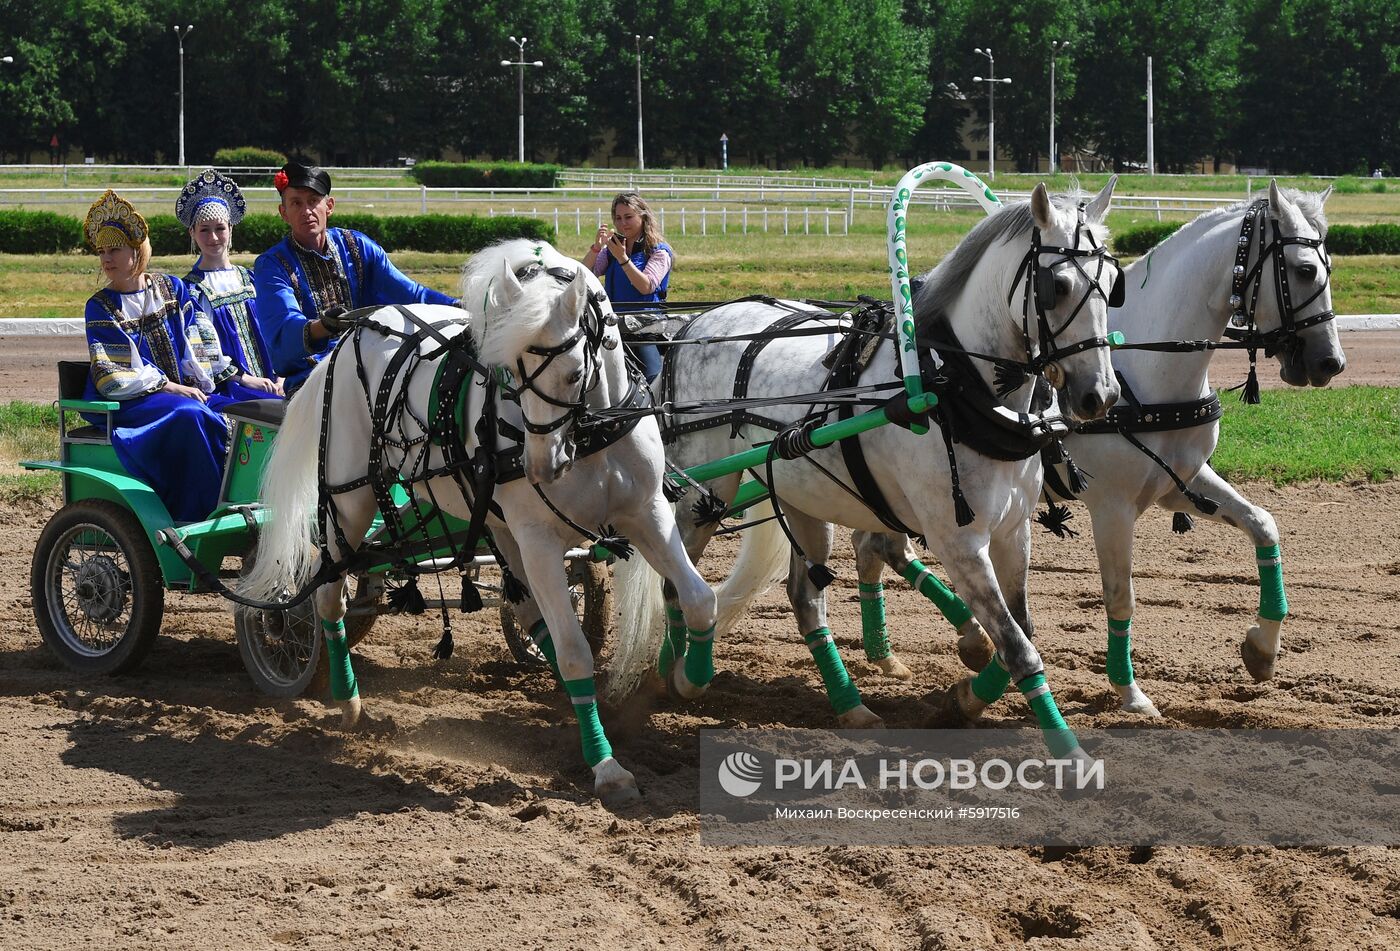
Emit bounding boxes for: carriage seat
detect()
[222,398,285,428]
[57,360,108,442]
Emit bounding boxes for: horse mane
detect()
[460,239,587,367]
[1142,187,1330,257]
[912,192,1100,334]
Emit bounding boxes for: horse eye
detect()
[1054,277,1072,298]
[567,369,584,385]
[1297,263,1318,281]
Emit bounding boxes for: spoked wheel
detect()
[234,555,320,698]
[31,500,165,675]
[236,559,383,698]
[500,558,612,667]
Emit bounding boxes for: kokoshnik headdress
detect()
[175,168,247,228]
[84,189,149,251]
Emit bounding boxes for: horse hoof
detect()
[340,696,362,729]
[837,704,884,729]
[875,655,913,680]
[951,677,989,722]
[1115,682,1162,718]
[1241,633,1277,682]
[671,659,709,700]
[1058,746,1104,801]
[594,757,642,809]
[956,620,996,672]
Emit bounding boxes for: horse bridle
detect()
[1005,204,1125,380]
[507,264,616,440]
[1222,197,1335,356]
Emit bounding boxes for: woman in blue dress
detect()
[177,169,282,400]
[82,189,231,522]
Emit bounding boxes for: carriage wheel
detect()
[236,562,383,698]
[499,558,612,666]
[31,500,165,675]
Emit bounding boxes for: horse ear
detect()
[499,258,525,307]
[1268,178,1304,227]
[559,265,589,315]
[1030,183,1054,231]
[1318,184,1334,205]
[1086,174,1118,224]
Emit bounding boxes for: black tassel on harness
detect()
[1064,456,1091,495]
[502,569,528,605]
[595,526,633,561]
[1172,511,1194,534]
[806,561,836,589]
[693,491,729,526]
[431,627,455,660]
[387,577,427,615]
[459,577,484,613]
[663,479,685,503]
[1188,491,1220,516]
[1240,357,1261,405]
[1035,500,1079,539]
[994,363,1029,398]
[952,488,976,527]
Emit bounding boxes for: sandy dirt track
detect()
[2,472,1399,949]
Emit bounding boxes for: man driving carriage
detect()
[253,162,460,396]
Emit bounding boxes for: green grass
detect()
[0,401,60,503]
[1212,386,1400,484]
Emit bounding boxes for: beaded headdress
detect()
[175,168,247,228]
[83,189,148,251]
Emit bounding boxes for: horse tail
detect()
[239,358,331,603]
[604,545,669,703]
[713,500,788,637]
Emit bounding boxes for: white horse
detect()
[854,181,1347,720]
[611,182,1121,760]
[242,240,715,806]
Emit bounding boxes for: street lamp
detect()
[500,36,544,163]
[634,34,654,170]
[0,56,13,64]
[972,47,1012,179]
[173,24,194,167]
[1049,40,1069,173]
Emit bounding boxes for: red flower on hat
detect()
[273,170,289,192]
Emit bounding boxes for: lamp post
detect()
[173,24,193,167]
[634,34,653,170]
[501,36,544,163]
[972,47,1012,179]
[0,56,13,64]
[1049,40,1068,174]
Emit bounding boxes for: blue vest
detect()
[603,241,672,311]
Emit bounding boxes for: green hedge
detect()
[1113,220,1400,257]
[1112,222,1184,256]
[212,147,288,167]
[1324,223,1400,254]
[0,210,83,253]
[0,209,551,255]
[408,161,561,188]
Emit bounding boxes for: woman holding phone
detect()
[581,191,673,380]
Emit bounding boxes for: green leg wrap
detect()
[563,676,612,768]
[1107,616,1134,686]
[529,619,562,680]
[1256,545,1288,622]
[658,606,688,676]
[683,624,716,689]
[322,619,358,702]
[805,627,863,715]
[858,582,892,662]
[970,653,1011,705]
[1019,673,1078,758]
[900,559,974,629]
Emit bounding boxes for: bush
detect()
[1325,223,1400,254]
[1113,221,1184,256]
[212,147,287,168]
[408,161,561,189]
[145,214,194,255]
[0,210,82,253]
